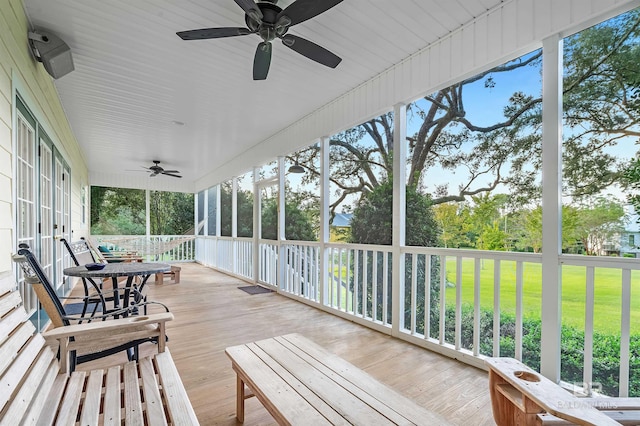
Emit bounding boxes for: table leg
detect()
[111,276,121,312]
[123,276,135,312]
[237,374,245,423]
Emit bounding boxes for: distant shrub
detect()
[442,305,640,396]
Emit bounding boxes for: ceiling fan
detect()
[143,161,182,178]
[176,0,343,80]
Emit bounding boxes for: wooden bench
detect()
[486,357,639,425]
[225,333,451,425]
[0,270,199,425]
[155,265,181,285]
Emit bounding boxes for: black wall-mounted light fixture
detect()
[28,29,74,79]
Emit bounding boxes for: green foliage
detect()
[260,198,316,241]
[220,181,234,237]
[150,191,194,235]
[91,186,145,235]
[623,158,640,216]
[446,305,640,396]
[91,186,194,235]
[433,202,471,248]
[349,181,440,247]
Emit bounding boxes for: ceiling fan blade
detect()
[253,42,272,80]
[234,0,263,21]
[278,0,343,27]
[161,170,180,174]
[281,34,341,68]
[177,27,252,40]
[150,172,159,177]
[162,172,183,178]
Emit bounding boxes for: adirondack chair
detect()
[13,246,169,372]
[0,270,198,424]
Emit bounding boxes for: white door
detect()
[39,141,54,285]
[16,110,37,313]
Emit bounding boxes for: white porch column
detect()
[145,189,150,237]
[216,184,221,237]
[540,34,563,382]
[392,102,407,336]
[232,177,238,238]
[320,137,330,306]
[278,157,286,241]
[252,169,259,284]
[277,156,286,289]
[203,187,208,236]
[232,176,238,274]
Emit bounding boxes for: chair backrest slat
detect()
[13,249,69,327]
[61,238,98,266]
[0,270,54,416]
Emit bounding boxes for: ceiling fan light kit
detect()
[144,160,182,178]
[177,0,343,80]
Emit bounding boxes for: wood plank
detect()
[154,351,200,426]
[243,342,350,426]
[103,365,122,426]
[0,271,15,295]
[252,339,393,425]
[0,348,55,424]
[0,291,21,319]
[0,308,28,345]
[80,369,104,426]
[0,333,45,411]
[124,361,144,426]
[226,345,331,425]
[0,320,37,372]
[56,371,86,425]
[138,356,167,426]
[13,358,59,426]
[280,333,451,425]
[34,373,68,426]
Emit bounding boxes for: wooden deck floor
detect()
[76,262,496,425]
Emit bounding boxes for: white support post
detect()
[277,157,286,241]
[540,34,563,383]
[232,177,238,238]
[392,102,407,336]
[232,177,238,274]
[145,189,150,237]
[216,184,221,237]
[203,188,209,236]
[253,169,260,285]
[320,137,330,306]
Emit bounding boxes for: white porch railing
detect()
[92,235,195,262]
[196,236,639,397]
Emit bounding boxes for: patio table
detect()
[64,262,170,315]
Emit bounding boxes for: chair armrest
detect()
[43,312,173,340]
[44,312,174,373]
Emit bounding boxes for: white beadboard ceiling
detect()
[21,0,634,192]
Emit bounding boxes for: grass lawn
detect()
[444,258,640,334]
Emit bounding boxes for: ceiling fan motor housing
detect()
[246,2,290,42]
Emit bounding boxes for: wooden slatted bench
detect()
[0,270,198,425]
[155,265,181,285]
[486,357,639,425]
[225,333,452,425]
